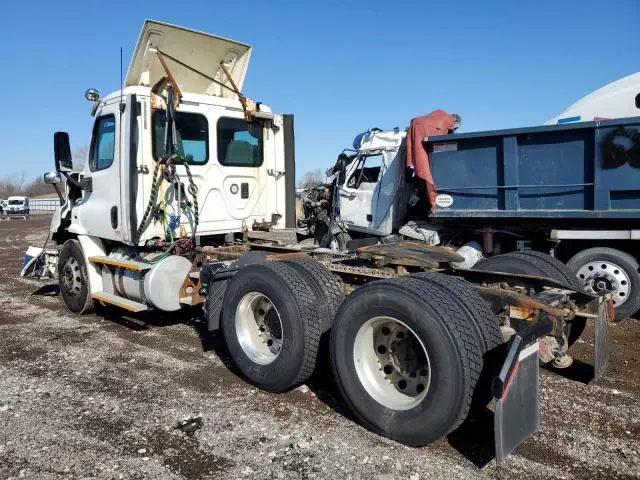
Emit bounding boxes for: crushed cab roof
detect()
[126,19,252,98]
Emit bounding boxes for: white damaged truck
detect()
[23,20,613,460]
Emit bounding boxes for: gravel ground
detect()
[0,216,639,480]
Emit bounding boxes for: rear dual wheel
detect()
[330,275,500,446]
[222,261,503,445]
[220,260,341,392]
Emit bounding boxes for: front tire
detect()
[567,247,640,321]
[330,277,483,445]
[58,239,93,314]
[314,223,352,252]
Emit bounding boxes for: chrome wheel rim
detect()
[353,316,431,410]
[577,261,631,307]
[62,257,82,297]
[235,292,283,365]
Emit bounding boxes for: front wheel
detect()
[568,247,640,321]
[314,222,352,252]
[58,239,93,314]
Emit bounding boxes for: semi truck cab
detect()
[48,20,295,248]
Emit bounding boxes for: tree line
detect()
[0,146,89,199]
[297,169,325,189]
[0,174,51,198]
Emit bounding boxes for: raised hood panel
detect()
[126,20,252,98]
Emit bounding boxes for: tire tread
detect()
[389,277,484,434]
[331,277,484,441]
[505,251,583,290]
[281,258,345,331]
[411,272,503,351]
[263,262,323,386]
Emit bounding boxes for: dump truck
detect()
[300,78,640,320]
[22,20,613,461]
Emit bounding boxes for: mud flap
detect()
[492,314,553,462]
[594,296,613,382]
[493,338,540,462]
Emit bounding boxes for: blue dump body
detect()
[426,117,640,218]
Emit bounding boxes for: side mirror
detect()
[44,171,62,184]
[54,132,74,172]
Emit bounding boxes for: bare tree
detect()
[0,171,55,198]
[297,169,325,189]
[24,176,53,197]
[0,172,26,197]
[13,172,26,193]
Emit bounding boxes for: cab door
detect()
[339,153,384,233]
[74,103,124,242]
[193,110,268,234]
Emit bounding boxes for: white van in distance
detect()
[6,196,30,215]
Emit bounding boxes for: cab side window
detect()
[152,111,209,164]
[90,115,116,171]
[217,117,263,167]
[347,154,383,188]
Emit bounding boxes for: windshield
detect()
[9,200,24,205]
[346,154,384,188]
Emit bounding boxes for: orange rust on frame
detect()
[199,244,250,262]
[355,241,462,270]
[395,265,408,275]
[179,276,203,306]
[475,286,567,318]
[266,252,311,261]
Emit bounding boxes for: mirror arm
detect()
[62,172,92,193]
[52,184,64,206]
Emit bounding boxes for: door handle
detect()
[340,190,357,199]
[110,206,118,229]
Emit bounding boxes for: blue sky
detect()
[1,0,638,182]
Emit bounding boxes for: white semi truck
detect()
[23,20,613,460]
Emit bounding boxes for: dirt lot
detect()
[0,216,638,480]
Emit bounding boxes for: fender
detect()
[204,250,268,331]
[77,235,106,294]
[68,224,90,235]
[49,207,62,235]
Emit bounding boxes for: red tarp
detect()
[406,110,456,211]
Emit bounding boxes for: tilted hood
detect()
[126,20,252,98]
